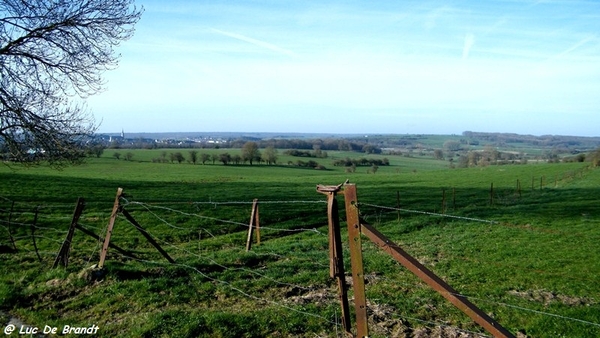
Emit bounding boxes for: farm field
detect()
[1,149,599,337]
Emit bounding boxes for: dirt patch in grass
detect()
[508,289,596,306]
[283,279,491,337]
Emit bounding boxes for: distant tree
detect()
[124,152,134,161]
[370,164,379,174]
[113,152,121,160]
[457,155,469,168]
[468,151,481,167]
[174,152,184,164]
[433,149,444,160]
[362,144,381,154]
[443,140,462,152]
[219,153,231,165]
[588,148,600,167]
[242,141,261,165]
[200,153,210,165]
[262,146,278,165]
[88,144,105,158]
[0,0,142,165]
[189,150,198,165]
[232,154,242,165]
[211,153,218,165]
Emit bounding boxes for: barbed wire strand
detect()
[122,215,327,293]
[120,255,340,327]
[359,202,499,224]
[451,292,600,328]
[125,200,327,236]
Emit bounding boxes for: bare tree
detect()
[0,0,143,165]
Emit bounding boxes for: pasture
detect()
[1,149,599,337]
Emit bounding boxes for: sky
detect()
[88,0,600,136]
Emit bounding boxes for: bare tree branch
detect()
[0,0,143,165]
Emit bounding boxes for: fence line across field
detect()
[3,186,599,336]
[368,271,600,331]
[134,224,323,293]
[108,227,496,337]
[359,202,499,224]
[124,200,328,236]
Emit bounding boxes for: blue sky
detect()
[89,0,600,136]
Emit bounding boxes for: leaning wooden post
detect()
[53,197,86,268]
[255,200,261,245]
[99,188,123,268]
[359,221,515,338]
[441,188,447,214]
[31,206,42,262]
[245,199,259,251]
[7,201,17,252]
[121,209,175,264]
[452,187,456,211]
[343,184,369,338]
[317,183,352,336]
[396,191,401,222]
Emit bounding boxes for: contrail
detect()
[552,35,595,60]
[210,28,296,57]
[462,33,475,60]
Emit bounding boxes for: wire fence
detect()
[1,192,599,337]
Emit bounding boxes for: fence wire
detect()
[2,194,599,336]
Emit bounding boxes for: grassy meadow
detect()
[1,148,599,337]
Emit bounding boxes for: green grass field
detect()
[1,150,599,337]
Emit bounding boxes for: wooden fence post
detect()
[31,207,41,262]
[343,184,369,338]
[360,222,515,338]
[396,191,401,222]
[346,184,515,337]
[245,199,260,251]
[441,188,447,214]
[7,201,17,252]
[99,188,123,268]
[53,197,85,268]
[121,209,175,264]
[75,224,136,258]
[317,184,352,336]
[452,187,456,211]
